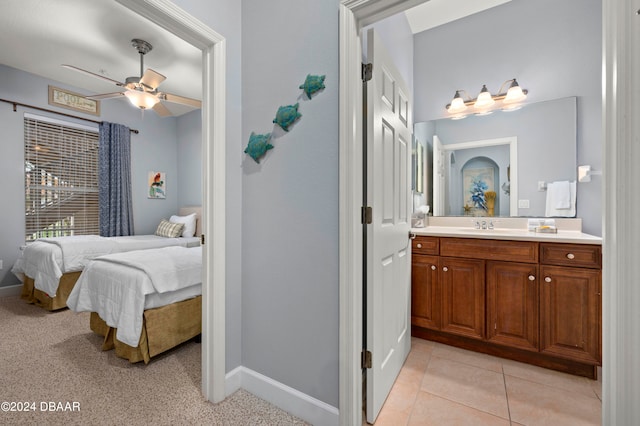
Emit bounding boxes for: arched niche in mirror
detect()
[433,136,517,216]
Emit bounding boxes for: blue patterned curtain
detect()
[99,122,134,236]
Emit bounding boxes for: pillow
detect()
[169,213,197,237]
[155,219,185,238]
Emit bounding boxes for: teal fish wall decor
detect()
[273,103,302,132]
[244,132,274,163]
[299,74,326,98]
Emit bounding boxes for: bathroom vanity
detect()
[411,218,602,379]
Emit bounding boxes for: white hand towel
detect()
[545,181,576,217]
[552,181,571,209]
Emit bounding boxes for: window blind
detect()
[24,117,99,241]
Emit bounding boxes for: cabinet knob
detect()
[545,277,552,283]
[431,265,436,270]
[416,243,422,248]
[566,253,575,260]
[442,266,448,272]
[528,275,535,281]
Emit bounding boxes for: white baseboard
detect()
[225,366,339,426]
[225,366,243,396]
[0,284,22,298]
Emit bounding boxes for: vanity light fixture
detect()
[445,78,528,117]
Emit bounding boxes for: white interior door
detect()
[365,28,412,424]
[433,135,445,216]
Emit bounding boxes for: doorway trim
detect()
[116,0,226,403]
[339,1,426,424]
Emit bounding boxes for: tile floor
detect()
[371,337,602,425]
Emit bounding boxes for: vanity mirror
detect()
[414,96,577,218]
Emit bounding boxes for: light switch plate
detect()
[518,199,530,209]
[0,259,3,270]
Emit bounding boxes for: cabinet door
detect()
[486,261,539,351]
[540,265,601,364]
[411,255,440,330]
[441,257,485,340]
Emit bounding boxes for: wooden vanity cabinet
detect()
[411,237,440,330]
[440,257,485,340]
[411,236,602,378]
[539,243,602,364]
[411,255,440,330]
[486,261,539,352]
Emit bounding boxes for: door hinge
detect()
[361,206,373,224]
[200,234,205,245]
[362,63,373,82]
[361,350,372,369]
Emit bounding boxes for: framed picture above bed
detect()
[148,171,166,199]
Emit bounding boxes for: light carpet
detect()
[0,295,309,425]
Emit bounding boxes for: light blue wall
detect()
[0,64,192,286]
[176,109,202,208]
[241,0,340,408]
[413,0,602,235]
[365,12,414,96]
[168,0,243,372]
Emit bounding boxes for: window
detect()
[24,115,99,241]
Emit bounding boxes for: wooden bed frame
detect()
[89,295,202,363]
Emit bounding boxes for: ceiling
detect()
[0,0,507,118]
[0,0,202,117]
[404,0,511,34]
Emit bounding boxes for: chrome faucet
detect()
[488,220,494,230]
[481,220,487,230]
[475,220,481,229]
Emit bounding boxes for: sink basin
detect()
[456,228,526,234]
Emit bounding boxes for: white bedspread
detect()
[13,236,118,296]
[67,246,202,347]
[12,234,199,297]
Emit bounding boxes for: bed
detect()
[67,245,202,363]
[14,206,201,311]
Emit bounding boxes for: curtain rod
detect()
[0,98,139,134]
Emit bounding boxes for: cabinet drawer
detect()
[540,243,602,269]
[440,238,538,263]
[412,236,439,255]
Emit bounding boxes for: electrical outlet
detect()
[518,199,530,209]
[0,259,3,270]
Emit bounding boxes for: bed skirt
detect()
[21,272,81,311]
[89,295,202,364]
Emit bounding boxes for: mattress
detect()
[12,234,199,297]
[67,245,202,347]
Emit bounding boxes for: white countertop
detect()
[411,226,602,245]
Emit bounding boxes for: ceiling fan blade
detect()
[86,92,125,100]
[61,64,124,87]
[140,68,166,90]
[152,101,173,117]
[160,92,202,108]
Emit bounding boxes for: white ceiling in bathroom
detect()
[405,0,512,34]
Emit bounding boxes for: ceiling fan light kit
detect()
[62,38,201,116]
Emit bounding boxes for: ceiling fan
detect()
[62,38,201,117]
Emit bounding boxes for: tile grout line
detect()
[502,364,513,425]
[404,349,433,426]
[501,370,601,401]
